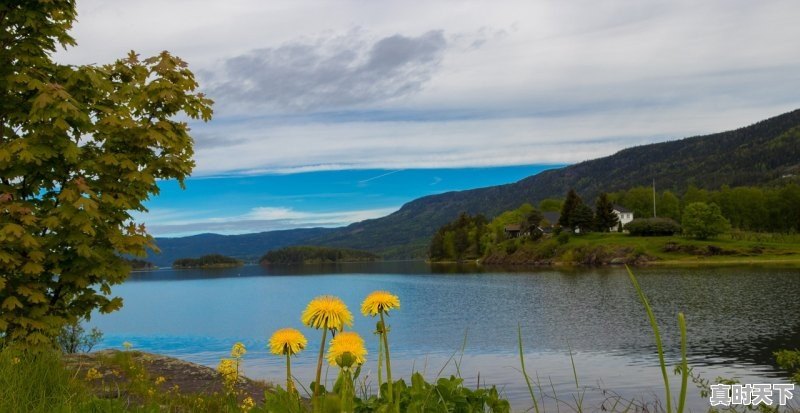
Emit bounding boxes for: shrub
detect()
[557,232,570,244]
[625,218,682,236]
[56,319,103,354]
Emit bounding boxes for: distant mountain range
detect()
[148,108,800,266]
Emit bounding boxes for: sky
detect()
[54,0,800,237]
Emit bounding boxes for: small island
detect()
[260,246,380,265]
[172,254,244,269]
[124,258,157,270]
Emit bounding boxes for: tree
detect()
[594,193,618,232]
[681,202,731,240]
[558,189,582,228]
[538,198,563,212]
[659,190,681,221]
[571,203,595,233]
[0,3,213,349]
[524,208,544,240]
[616,186,653,218]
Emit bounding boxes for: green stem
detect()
[518,323,540,413]
[286,353,294,393]
[627,265,672,413]
[313,327,328,412]
[341,368,355,413]
[377,331,384,389]
[677,313,688,413]
[379,312,394,408]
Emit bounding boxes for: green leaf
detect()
[2,296,23,311]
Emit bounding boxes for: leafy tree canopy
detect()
[681,202,731,240]
[0,1,212,349]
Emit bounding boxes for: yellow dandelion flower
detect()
[11,357,20,365]
[361,290,400,316]
[155,376,166,385]
[122,341,133,351]
[85,367,103,381]
[302,295,353,331]
[269,328,307,356]
[231,342,247,358]
[327,331,367,367]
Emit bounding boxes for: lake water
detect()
[90,262,800,411]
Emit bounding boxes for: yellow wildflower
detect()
[327,331,367,368]
[269,328,307,356]
[11,357,20,365]
[231,342,247,359]
[155,376,166,385]
[217,358,239,391]
[361,290,400,316]
[302,295,353,331]
[147,388,156,397]
[240,396,255,411]
[85,367,103,381]
[122,341,133,351]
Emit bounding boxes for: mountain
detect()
[149,228,333,267]
[151,108,800,264]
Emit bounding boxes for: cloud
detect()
[206,30,447,113]
[56,0,800,177]
[144,206,398,237]
[188,102,797,175]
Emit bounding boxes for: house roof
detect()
[612,205,632,213]
[504,224,522,231]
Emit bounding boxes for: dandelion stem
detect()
[377,329,384,389]
[379,311,395,409]
[286,353,293,393]
[313,326,328,412]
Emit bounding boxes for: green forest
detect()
[172,254,243,269]
[260,246,379,265]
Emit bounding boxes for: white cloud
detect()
[55,0,800,175]
[143,206,398,237]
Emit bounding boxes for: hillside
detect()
[151,108,800,262]
[149,228,332,267]
[301,109,800,257]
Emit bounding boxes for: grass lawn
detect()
[561,232,800,265]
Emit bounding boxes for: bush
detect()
[557,232,570,244]
[625,218,682,236]
[56,319,103,354]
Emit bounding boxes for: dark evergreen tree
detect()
[571,203,595,233]
[594,193,619,232]
[558,189,582,228]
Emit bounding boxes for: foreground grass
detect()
[0,349,269,413]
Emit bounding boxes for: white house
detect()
[612,205,634,231]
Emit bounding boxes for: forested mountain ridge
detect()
[301,108,800,257]
[150,228,333,266]
[150,108,800,263]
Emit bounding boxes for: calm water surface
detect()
[90,262,800,411]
